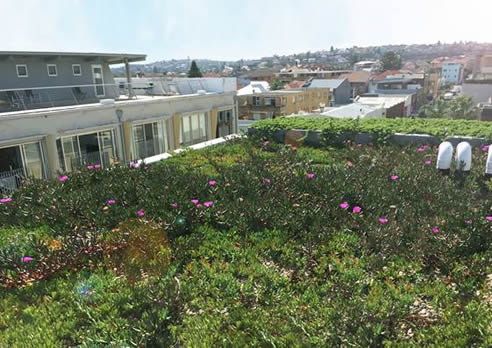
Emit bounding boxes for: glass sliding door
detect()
[180,113,208,146]
[132,120,169,160]
[98,130,117,168]
[21,142,45,179]
[57,129,118,171]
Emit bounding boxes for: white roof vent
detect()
[486,145,492,175]
[455,142,472,171]
[437,142,453,170]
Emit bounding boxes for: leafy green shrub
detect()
[251,117,492,139]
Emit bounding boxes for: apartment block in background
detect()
[0,51,238,194]
[238,88,330,120]
[441,62,463,85]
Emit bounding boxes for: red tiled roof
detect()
[371,70,403,81]
[285,80,306,89]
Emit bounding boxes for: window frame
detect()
[47,64,58,77]
[16,64,28,78]
[72,64,82,76]
[180,112,208,146]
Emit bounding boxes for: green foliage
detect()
[380,51,402,70]
[104,218,171,281]
[187,60,203,78]
[0,139,491,346]
[270,79,286,90]
[251,116,492,139]
[421,96,479,120]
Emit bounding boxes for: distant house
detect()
[275,69,351,82]
[353,61,379,72]
[322,103,384,119]
[340,71,371,98]
[368,71,428,114]
[238,88,331,120]
[468,54,492,81]
[303,79,351,105]
[356,96,410,118]
[237,81,270,96]
[285,80,306,89]
[441,62,463,85]
[462,81,492,104]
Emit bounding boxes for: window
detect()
[180,113,208,146]
[57,130,118,171]
[72,64,82,76]
[252,96,261,106]
[47,64,57,77]
[16,64,28,77]
[264,97,276,107]
[22,142,45,179]
[132,120,169,160]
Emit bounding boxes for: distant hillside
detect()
[112,41,492,76]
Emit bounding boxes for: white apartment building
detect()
[0,51,238,193]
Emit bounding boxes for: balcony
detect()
[0,83,142,114]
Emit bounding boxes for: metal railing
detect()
[0,83,139,113]
[0,168,24,194]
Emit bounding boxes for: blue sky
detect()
[2,0,491,63]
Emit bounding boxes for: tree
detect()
[349,54,360,67]
[270,80,285,91]
[188,60,203,78]
[420,96,478,120]
[380,51,402,71]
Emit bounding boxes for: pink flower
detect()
[424,160,432,166]
[339,202,349,209]
[0,197,12,204]
[208,180,217,186]
[263,178,271,184]
[307,173,315,179]
[21,256,34,263]
[191,199,199,205]
[347,161,353,168]
[204,201,214,207]
[481,144,490,152]
[171,202,178,208]
[432,226,440,234]
[486,216,492,222]
[378,218,389,224]
[465,219,473,225]
[196,204,203,208]
[137,210,145,217]
[352,206,362,213]
[130,162,138,168]
[94,164,101,169]
[390,175,399,181]
[59,175,68,182]
[87,165,95,169]
[417,147,426,152]
[263,141,270,148]
[107,199,116,205]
